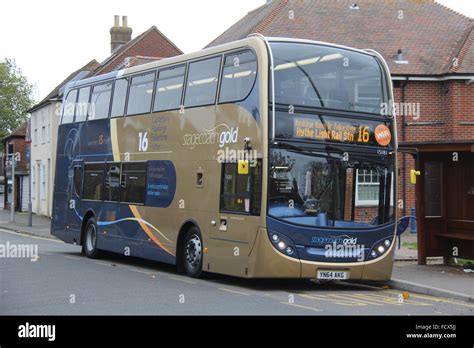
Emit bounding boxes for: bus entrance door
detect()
[66,162,83,242]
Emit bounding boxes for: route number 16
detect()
[138,132,149,152]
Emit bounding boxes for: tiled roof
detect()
[28,59,100,112]
[207,0,474,75]
[112,56,163,71]
[30,25,183,113]
[91,26,183,76]
[3,121,27,141]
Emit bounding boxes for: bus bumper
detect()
[248,228,394,281]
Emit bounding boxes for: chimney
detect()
[110,15,132,53]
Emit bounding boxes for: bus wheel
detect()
[83,217,101,259]
[183,227,203,278]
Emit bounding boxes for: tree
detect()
[0,58,34,142]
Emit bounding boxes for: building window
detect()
[31,166,36,199]
[127,72,155,116]
[184,57,221,108]
[41,164,46,200]
[355,169,394,206]
[219,50,257,103]
[47,118,50,143]
[83,164,105,201]
[41,125,46,144]
[220,160,262,215]
[120,162,146,204]
[154,65,185,112]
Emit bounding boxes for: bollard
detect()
[410,207,417,234]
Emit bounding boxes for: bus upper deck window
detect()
[219,50,257,103]
[89,82,112,120]
[75,87,91,123]
[61,89,78,124]
[154,65,185,112]
[111,79,129,118]
[127,72,155,116]
[184,56,221,108]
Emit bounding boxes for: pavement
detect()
[0,206,472,308]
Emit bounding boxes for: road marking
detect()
[127,267,154,275]
[64,255,82,261]
[170,277,197,284]
[340,293,384,306]
[218,288,251,296]
[0,229,64,243]
[350,293,400,306]
[95,261,115,267]
[39,252,53,256]
[299,293,365,306]
[387,290,474,308]
[280,302,322,312]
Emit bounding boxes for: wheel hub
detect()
[185,235,202,268]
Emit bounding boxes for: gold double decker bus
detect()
[52,35,397,281]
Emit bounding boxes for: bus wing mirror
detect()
[410,169,421,184]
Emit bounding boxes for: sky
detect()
[1,0,473,102]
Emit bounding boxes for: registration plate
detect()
[317,270,349,280]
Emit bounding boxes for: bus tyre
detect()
[83,217,101,259]
[183,227,203,278]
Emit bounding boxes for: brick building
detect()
[207,0,474,263]
[2,122,30,211]
[28,16,183,217]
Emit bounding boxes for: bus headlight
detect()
[377,245,385,254]
[267,231,298,258]
[370,250,377,258]
[384,239,391,247]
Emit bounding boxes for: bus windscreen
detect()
[271,42,387,115]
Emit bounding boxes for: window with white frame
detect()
[31,166,36,199]
[41,114,46,143]
[355,169,394,206]
[47,117,50,142]
[41,164,46,200]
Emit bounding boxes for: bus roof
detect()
[65,35,385,93]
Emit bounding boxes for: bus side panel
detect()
[51,154,71,241]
